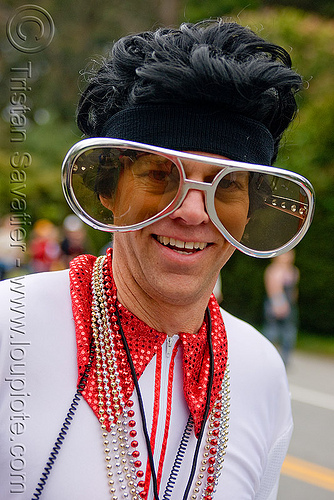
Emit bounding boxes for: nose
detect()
[169,188,210,226]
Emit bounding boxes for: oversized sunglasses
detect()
[62,138,315,258]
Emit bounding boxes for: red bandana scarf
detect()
[69,249,228,436]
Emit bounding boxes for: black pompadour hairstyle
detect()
[77,20,303,163]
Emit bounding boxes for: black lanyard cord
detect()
[31,341,95,500]
[182,307,214,500]
[115,304,160,500]
[116,305,214,500]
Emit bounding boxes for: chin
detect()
[154,275,214,306]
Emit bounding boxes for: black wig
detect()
[77,20,303,163]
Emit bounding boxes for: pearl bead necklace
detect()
[91,256,230,500]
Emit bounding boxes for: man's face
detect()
[111,152,250,306]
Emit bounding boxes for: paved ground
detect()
[277,351,334,499]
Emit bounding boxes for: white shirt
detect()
[0,269,292,499]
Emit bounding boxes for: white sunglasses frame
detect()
[62,137,315,259]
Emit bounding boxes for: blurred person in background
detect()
[60,214,88,267]
[0,214,23,280]
[263,250,300,366]
[28,219,61,272]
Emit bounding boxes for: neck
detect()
[112,257,213,336]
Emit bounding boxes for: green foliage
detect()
[0,2,333,336]
[184,0,261,21]
[296,331,334,357]
[184,0,334,20]
[264,0,334,18]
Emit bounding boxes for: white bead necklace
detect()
[91,255,230,500]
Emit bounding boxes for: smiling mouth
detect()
[155,235,208,254]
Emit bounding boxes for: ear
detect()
[99,194,114,211]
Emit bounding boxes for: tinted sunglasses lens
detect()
[70,147,181,228]
[214,171,310,252]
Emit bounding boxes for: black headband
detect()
[101,103,275,165]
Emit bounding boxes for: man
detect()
[0,20,314,499]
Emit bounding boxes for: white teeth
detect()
[175,239,185,249]
[157,235,207,251]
